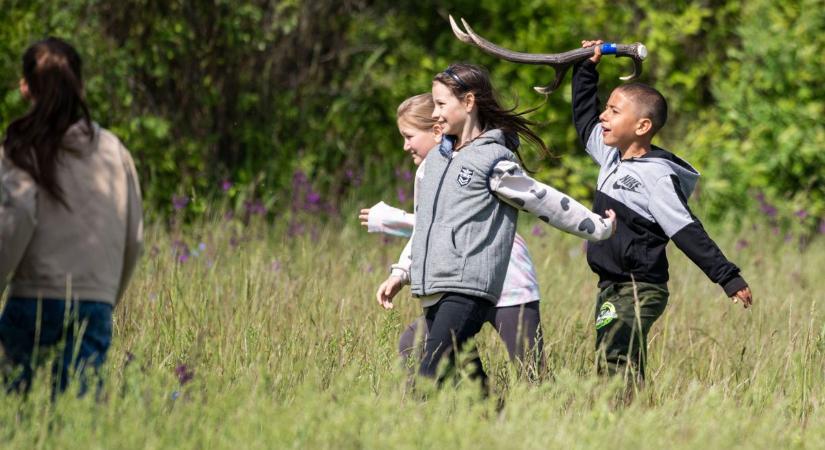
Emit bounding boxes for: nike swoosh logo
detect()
[612,182,638,192]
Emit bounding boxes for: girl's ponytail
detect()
[3,37,92,208]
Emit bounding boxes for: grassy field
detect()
[0,212,823,449]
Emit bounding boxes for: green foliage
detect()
[0,0,821,232]
[685,0,825,234]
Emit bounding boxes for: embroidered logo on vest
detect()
[457,167,474,187]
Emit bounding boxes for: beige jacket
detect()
[0,121,143,305]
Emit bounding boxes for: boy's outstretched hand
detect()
[582,40,604,64]
[731,287,753,309]
[605,209,617,236]
[376,275,404,309]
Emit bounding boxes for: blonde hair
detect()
[396,93,437,131]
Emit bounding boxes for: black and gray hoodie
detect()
[572,60,748,297]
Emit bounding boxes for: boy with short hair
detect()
[572,40,753,382]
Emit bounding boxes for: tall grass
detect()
[0,212,823,449]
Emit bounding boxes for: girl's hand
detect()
[731,287,753,309]
[359,208,371,227]
[376,275,405,309]
[582,40,604,64]
[604,209,617,236]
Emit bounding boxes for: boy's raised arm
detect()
[572,41,616,167]
[572,59,602,148]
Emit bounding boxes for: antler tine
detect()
[448,15,474,44]
[533,67,569,95]
[459,17,550,65]
[619,57,644,81]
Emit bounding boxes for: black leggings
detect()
[400,295,544,380]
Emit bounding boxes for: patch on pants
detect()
[595,302,618,329]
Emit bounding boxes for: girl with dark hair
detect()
[0,37,143,395]
[360,93,546,374]
[375,63,616,388]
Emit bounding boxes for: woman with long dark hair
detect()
[0,37,143,395]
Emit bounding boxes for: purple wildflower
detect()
[292,171,308,186]
[172,240,190,263]
[172,195,189,210]
[397,188,408,203]
[306,191,321,205]
[175,364,194,385]
[221,179,233,192]
[760,203,778,218]
[198,242,207,252]
[754,191,777,218]
[397,169,413,182]
[244,200,267,216]
[795,209,808,220]
[345,169,363,186]
[531,224,546,237]
[254,201,267,215]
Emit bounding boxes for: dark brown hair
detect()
[433,63,549,169]
[614,82,668,135]
[3,37,92,208]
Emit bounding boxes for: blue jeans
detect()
[0,298,113,396]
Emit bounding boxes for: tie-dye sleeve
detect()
[366,201,414,238]
[489,160,613,242]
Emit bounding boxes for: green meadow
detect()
[0,212,822,449]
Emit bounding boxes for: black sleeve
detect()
[671,222,749,297]
[571,60,601,148]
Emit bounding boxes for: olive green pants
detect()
[594,281,669,383]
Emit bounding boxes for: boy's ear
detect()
[635,117,653,137]
[462,92,476,112]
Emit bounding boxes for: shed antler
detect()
[449,15,648,94]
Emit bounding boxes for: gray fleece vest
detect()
[410,129,518,303]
